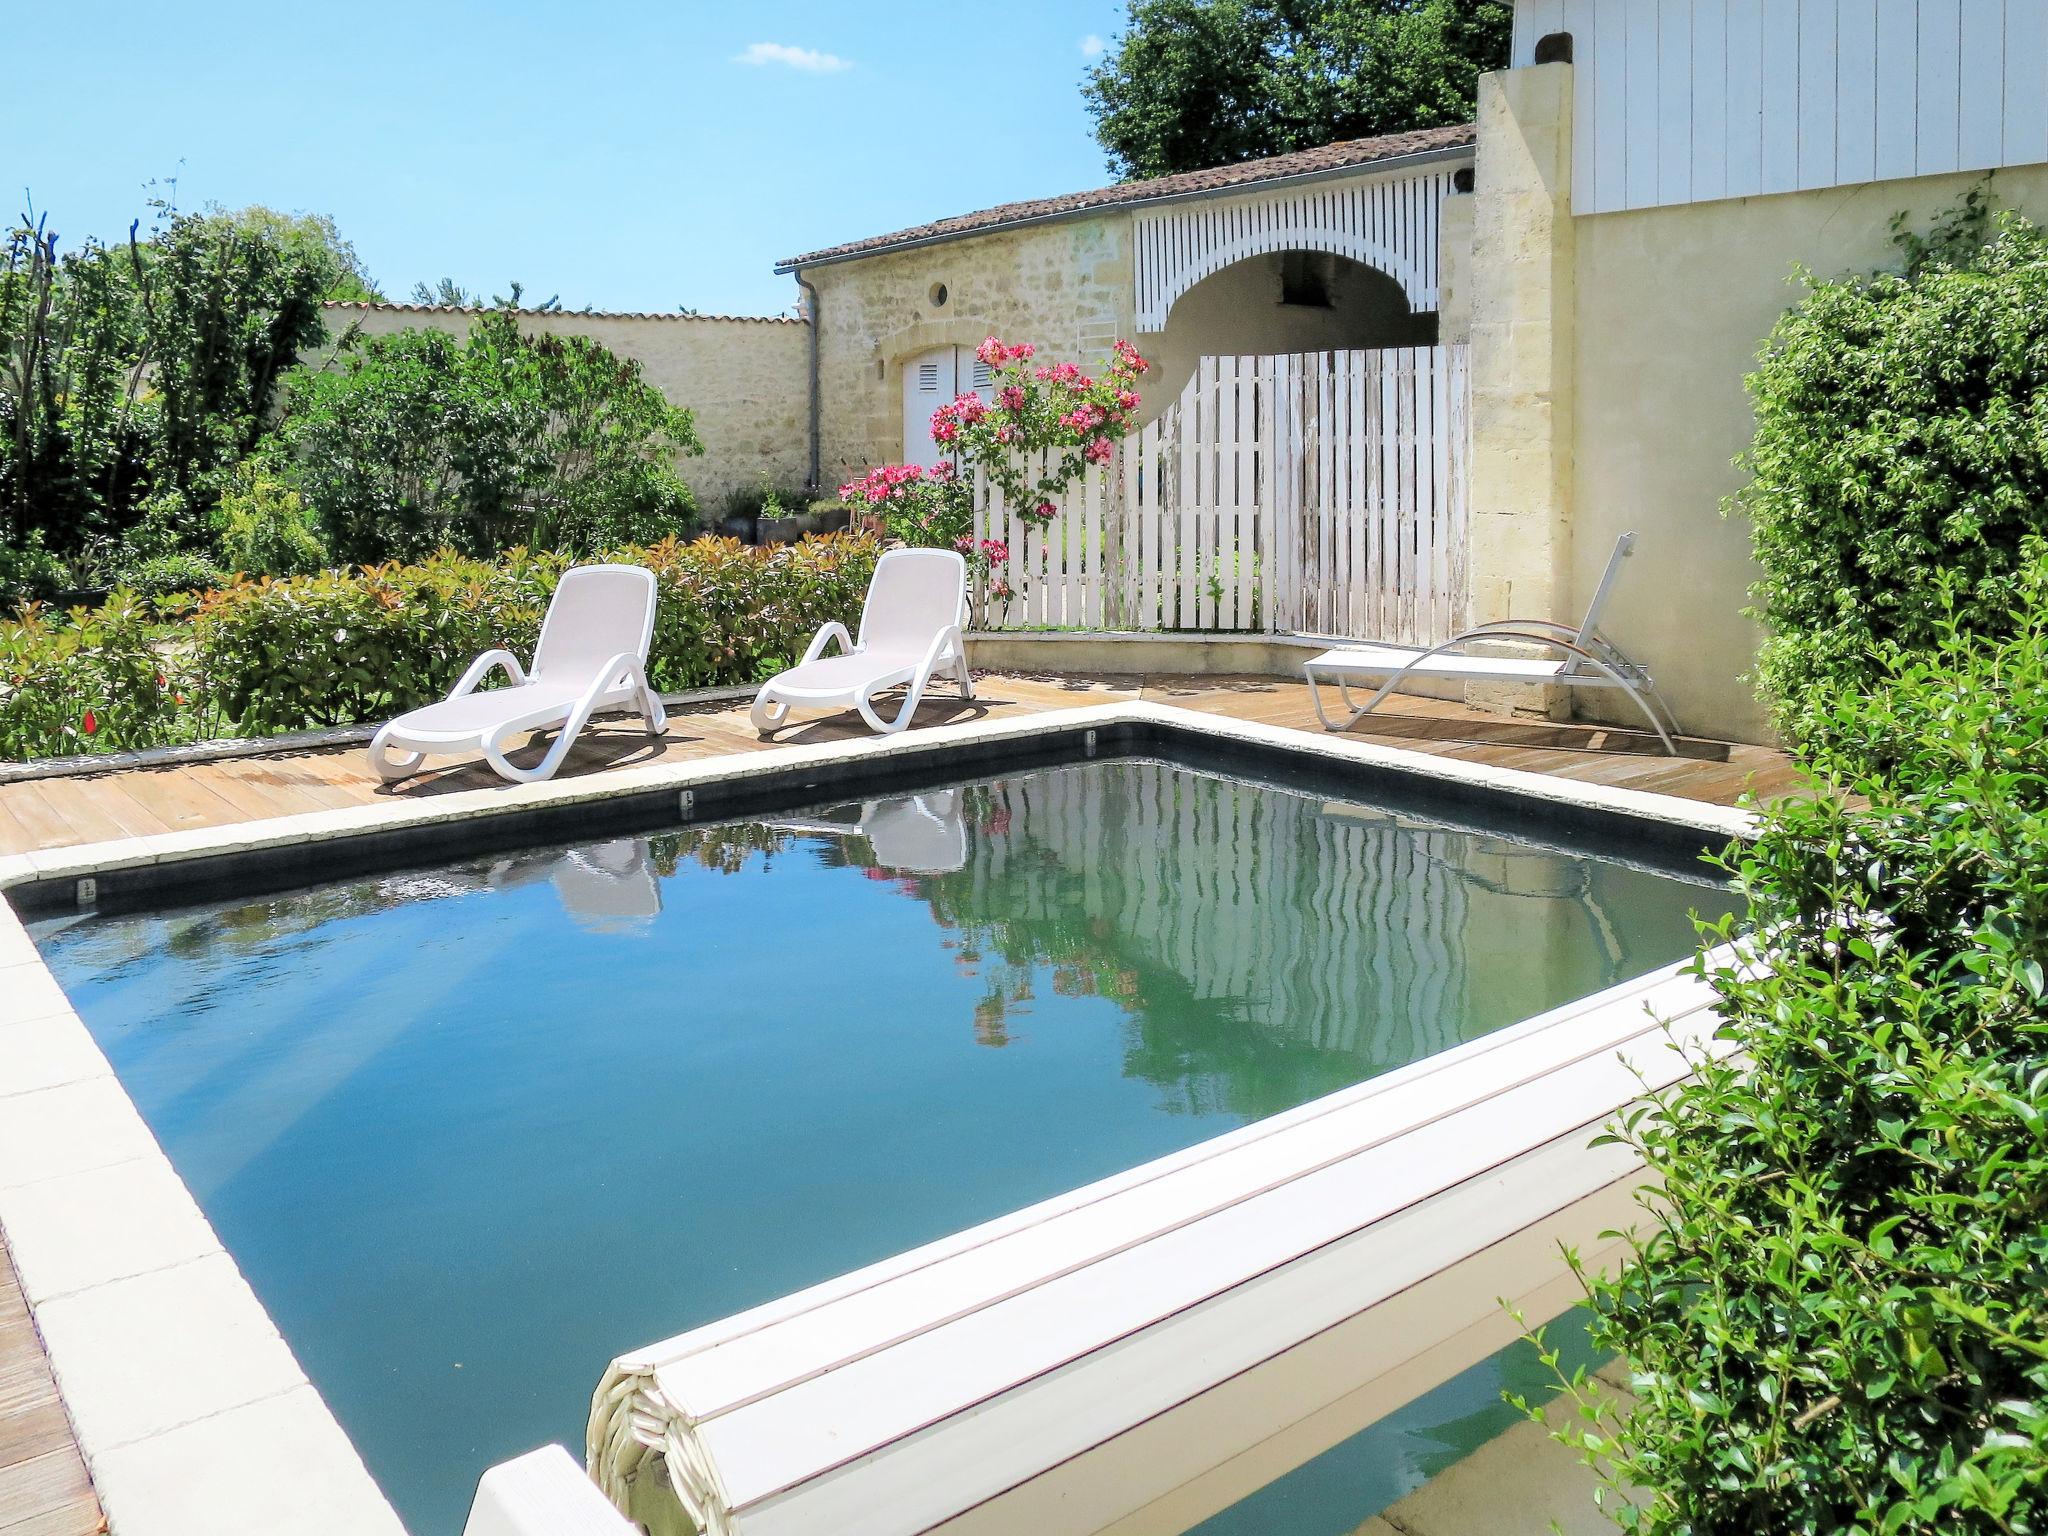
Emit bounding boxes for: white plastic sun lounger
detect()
[1303,532,1684,753]
[368,563,666,786]
[750,548,972,736]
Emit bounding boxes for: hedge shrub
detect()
[0,594,204,756]
[0,533,879,759]
[1740,208,2048,747]
[1550,562,2048,1534]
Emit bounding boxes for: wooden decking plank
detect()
[186,759,333,820]
[0,1448,98,1535]
[0,674,1802,860]
[17,778,164,844]
[0,1238,100,1536]
[0,789,83,853]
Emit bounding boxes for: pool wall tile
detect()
[32,1251,308,1450]
[89,1385,408,1536]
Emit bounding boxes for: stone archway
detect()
[1140,250,1437,425]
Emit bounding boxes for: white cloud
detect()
[1079,33,1107,59]
[736,41,852,73]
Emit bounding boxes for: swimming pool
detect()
[31,756,1736,1534]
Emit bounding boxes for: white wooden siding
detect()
[1512,0,2048,215]
[1133,168,1460,330]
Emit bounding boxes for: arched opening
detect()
[1141,251,1438,422]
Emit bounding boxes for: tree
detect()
[1083,0,1512,180]
[221,206,383,303]
[280,309,703,563]
[0,199,363,562]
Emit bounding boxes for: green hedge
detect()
[0,533,879,760]
[1741,208,2048,748]
[1549,561,2048,1534]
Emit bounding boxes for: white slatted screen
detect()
[972,349,1470,644]
[1511,0,2048,215]
[1133,169,1462,331]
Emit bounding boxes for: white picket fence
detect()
[972,347,1470,644]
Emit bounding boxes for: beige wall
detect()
[318,304,811,512]
[1142,252,1436,420]
[1569,162,2048,744]
[801,217,1137,484]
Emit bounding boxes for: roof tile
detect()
[776,123,1475,270]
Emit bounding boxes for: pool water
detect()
[34,759,1735,1535]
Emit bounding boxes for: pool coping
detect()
[0,701,1755,1536]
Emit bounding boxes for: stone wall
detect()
[799,218,1136,485]
[318,304,811,513]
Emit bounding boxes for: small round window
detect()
[928,282,949,308]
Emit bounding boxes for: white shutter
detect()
[901,348,958,468]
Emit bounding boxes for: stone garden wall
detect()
[319,304,812,510]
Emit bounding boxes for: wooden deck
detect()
[0,1234,101,1536]
[0,673,1800,857]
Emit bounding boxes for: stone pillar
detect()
[1465,62,1576,719]
[1436,191,1475,346]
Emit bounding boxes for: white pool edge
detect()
[0,702,1754,1536]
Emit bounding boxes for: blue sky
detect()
[15,0,1128,315]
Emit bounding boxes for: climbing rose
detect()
[935,335,1152,520]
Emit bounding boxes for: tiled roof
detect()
[322,302,803,323]
[775,123,1475,271]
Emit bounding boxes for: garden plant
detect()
[0,534,878,760]
[1740,199,2048,748]
[1538,197,2048,1535]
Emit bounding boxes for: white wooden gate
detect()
[972,346,1470,643]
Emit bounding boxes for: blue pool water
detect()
[33,759,1734,1534]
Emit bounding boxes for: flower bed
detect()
[0,534,880,762]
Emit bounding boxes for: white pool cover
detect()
[589,956,1728,1536]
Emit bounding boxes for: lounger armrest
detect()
[1460,618,1580,641]
[918,624,965,676]
[800,622,855,665]
[449,648,528,700]
[588,651,650,696]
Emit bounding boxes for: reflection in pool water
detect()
[34,760,1734,1535]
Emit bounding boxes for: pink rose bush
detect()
[952,534,1018,621]
[836,460,974,549]
[831,337,1149,625]
[930,337,1151,522]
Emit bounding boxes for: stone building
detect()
[779,125,1474,484]
[324,0,2048,747]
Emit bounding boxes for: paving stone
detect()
[0,1156,221,1306]
[33,1252,305,1450]
[91,1384,407,1536]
